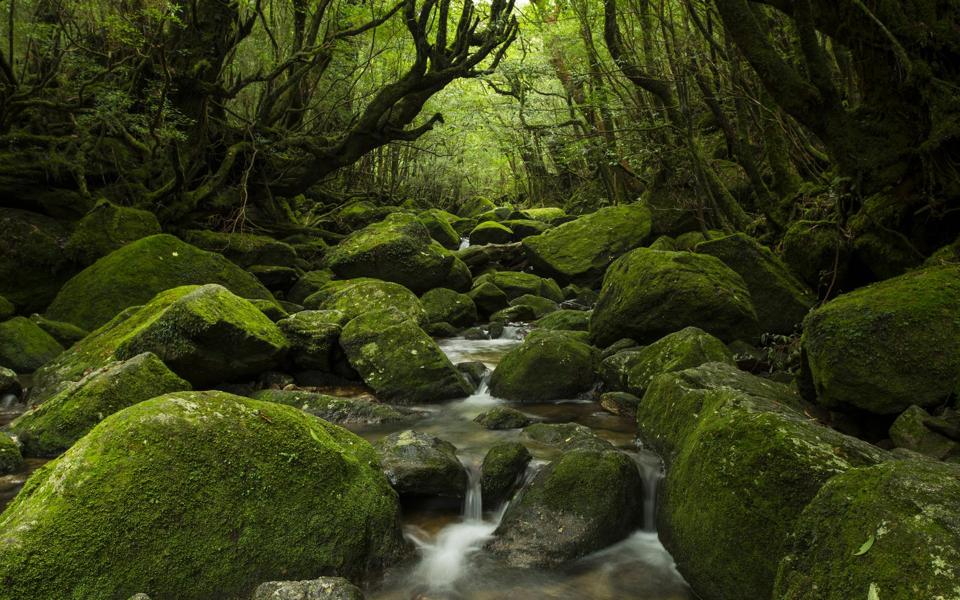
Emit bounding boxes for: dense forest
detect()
[0,1,958,599]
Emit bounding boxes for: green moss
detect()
[500,219,551,240]
[615,327,734,396]
[287,270,336,305]
[522,204,652,285]
[335,202,398,231]
[473,271,563,302]
[473,406,533,430]
[533,309,591,331]
[521,422,613,453]
[28,315,89,347]
[781,220,849,289]
[10,353,190,457]
[0,317,64,373]
[325,213,470,294]
[418,209,461,250]
[0,433,23,475]
[849,193,925,280]
[305,279,427,326]
[0,296,14,320]
[480,442,531,507]
[888,405,959,459]
[775,459,960,600]
[457,197,498,218]
[276,311,342,372]
[375,430,467,497]
[183,230,298,268]
[46,234,277,331]
[467,282,509,317]
[0,208,75,312]
[801,265,960,414]
[589,248,759,347]
[469,221,514,245]
[695,233,815,334]
[489,331,597,402]
[420,288,477,327]
[519,207,567,224]
[250,389,421,425]
[0,391,405,599]
[673,231,706,251]
[506,294,558,319]
[65,200,161,266]
[647,235,677,251]
[339,310,471,404]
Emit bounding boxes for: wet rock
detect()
[252,576,365,600]
[339,309,471,404]
[28,315,89,347]
[481,442,532,507]
[600,338,640,359]
[0,317,64,373]
[775,459,960,600]
[420,288,478,328]
[457,242,525,275]
[523,204,652,285]
[32,284,288,401]
[473,271,563,303]
[325,213,471,294]
[589,248,759,347]
[183,230,298,268]
[490,330,597,402]
[470,221,514,245]
[599,391,641,418]
[46,234,277,330]
[507,294,558,319]
[474,406,533,430]
[522,423,614,453]
[11,352,190,457]
[695,233,815,334]
[424,322,458,338]
[0,366,20,397]
[287,270,336,305]
[64,200,161,266]
[375,430,468,498]
[489,304,537,323]
[250,389,423,425]
[640,363,886,600]
[0,433,23,475]
[889,405,959,459]
[534,309,591,332]
[277,311,343,372]
[0,391,405,599]
[467,282,510,318]
[802,265,960,415]
[456,361,488,390]
[488,449,643,567]
[305,278,427,325]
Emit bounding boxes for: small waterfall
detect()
[458,237,470,250]
[0,394,20,411]
[463,460,483,520]
[633,451,664,532]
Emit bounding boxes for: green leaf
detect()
[854,535,875,556]
[867,582,880,600]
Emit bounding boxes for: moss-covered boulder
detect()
[325,213,470,294]
[473,271,563,303]
[507,294,558,320]
[469,221,514,245]
[521,422,614,453]
[481,442,531,508]
[418,209,461,250]
[10,353,190,457]
[250,389,423,426]
[375,430,468,498]
[534,309,591,332]
[617,327,734,396]
[589,248,759,347]
[501,219,551,240]
[488,449,642,567]
[305,279,427,325]
[888,405,959,459]
[277,311,343,372]
[648,235,676,251]
[695,233,815,334]
[0,208,75,312]
[490,331,597,402]
[801,265,960,415]
[339,310,471,404]
[0,433,23,475]
[523,204,652,285]
[183,230,298,268]
[287,270,336,305]
[32,285,288,401]
[65,200,161,266]
[473,406,533,430]
[249,265,299,291]
[28,315,89,347]
[252,577,364,600]
[46,234,276,331]
[0,366,20,397]
[457,197,497,218]
[0,317,64,373]
[782,220,850,290]
[640,363,886,600]
[519,207,567,224]
[775,459,960,600]
[0,391,405,599]
[335,201,398,231]
[420,288,477,328]
[467,282,509,317]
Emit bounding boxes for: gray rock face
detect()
[251,577,365,600]
[375,430,468,498]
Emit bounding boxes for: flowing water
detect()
[356,331,693,600]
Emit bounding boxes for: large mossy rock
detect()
[534,309,591,332]
[519,207,567,224]
[481,442,532,508]
[418,209,461,250]
[888,405,960,459]
[29,315,89,348]
[695,233,815,334]
[488,449,642,567]
[469,221,514,245]
[0,208,75,312]
[339,310,471,404]
[250,389,422,426]
[375,430,468,498]
[325,213,470,294]
[522,204,652,285]
[639,363,886,600]
[11,353,190,457]
[420,288,477,328]
[589,248,759,347]
[775,459,960,600]
[183,230,298,268]
[46,234,276,331]
[305,278,427,325]
[0,317,64,373]
[0,391,405,599]
[801,265,960,415]
[65,200,161,266]
[33,285,288,402]
[473,271,563,302]
[489,331,597,402]
[277,311,343,372]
